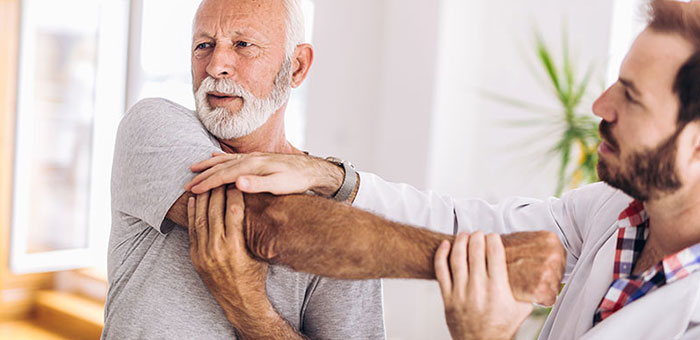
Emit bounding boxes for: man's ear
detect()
[290,43,313,88]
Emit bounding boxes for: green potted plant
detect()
[487,29,602,196]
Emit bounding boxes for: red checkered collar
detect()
[594,200,700,325]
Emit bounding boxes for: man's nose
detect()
[206,45,235,79]
[592,85,617,123]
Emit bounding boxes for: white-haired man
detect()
[101,0,385,339]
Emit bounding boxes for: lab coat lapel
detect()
[571,226,618,336]
[579,271,700,340]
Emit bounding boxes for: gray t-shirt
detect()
[102,98,385,340]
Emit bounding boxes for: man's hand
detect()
[188,186,269,326]
[188,186,307,340]
[501,231,565,306]
[185,152,344,197]
[435,232,533,340]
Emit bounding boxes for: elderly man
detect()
[182,0,700,339]
[102,0,386,339]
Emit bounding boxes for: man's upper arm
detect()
[111,98,220,233]
[301,277,386,339]
[165,193,193,228]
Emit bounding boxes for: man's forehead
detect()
[194,0,286,34]
[620,29,694,95]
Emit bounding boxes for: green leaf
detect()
[535,32,565,102]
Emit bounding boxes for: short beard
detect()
[194,57,293,140]
[597,128,682,201]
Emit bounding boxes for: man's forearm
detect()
[216,292,307,340]
[168,191,565,304]
[243,193,446,279]
[243,194,563,280]
[169,192,438,278]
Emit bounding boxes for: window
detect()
[11,0,129,273]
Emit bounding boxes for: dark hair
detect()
[648,0,700,125]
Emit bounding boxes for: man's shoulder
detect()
[122,97,196,126]
[115,97,209,147]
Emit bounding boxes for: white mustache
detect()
[197,77,254,100]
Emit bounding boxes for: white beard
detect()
[194,57,292,140]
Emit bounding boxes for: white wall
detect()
[305,0,617,339]
[429,0,615,201]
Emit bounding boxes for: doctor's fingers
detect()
[467,232,488,291]
[450,232,470,296]
[190,152,238,173]
[235,173,312,195]
[485,233,509,290]
[187,158,259,194]
[435,240,453,300]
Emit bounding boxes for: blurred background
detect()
[0,0,648,339]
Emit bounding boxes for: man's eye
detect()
[195,42,212,50]
[624,90,636,103]
[236,41,252,48]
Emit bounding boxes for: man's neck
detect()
[644,183,700,258]
[217,108,302,155]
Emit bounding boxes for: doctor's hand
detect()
[187,185,270,326]
[435,232,533,340]
[185,152,345,198]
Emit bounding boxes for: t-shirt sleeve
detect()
[111,98,221,233]
[301,277,386,340]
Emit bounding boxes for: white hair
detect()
[283,0,305,56]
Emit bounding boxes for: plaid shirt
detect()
[593,200,700,325]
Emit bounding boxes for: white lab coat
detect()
[353,172,700,339]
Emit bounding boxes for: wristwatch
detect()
[325,156,357,202]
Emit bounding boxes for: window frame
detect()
[9,0,130,274]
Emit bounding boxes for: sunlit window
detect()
[11,0,128,273]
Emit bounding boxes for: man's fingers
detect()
[208,187,226,247]
[225,186,245,241]
[485,233,508,286]
[467,232,486,287]
[434,240,453,301]
[450,232,469,293]
[194,191,210,252]
[187,197,197,253]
